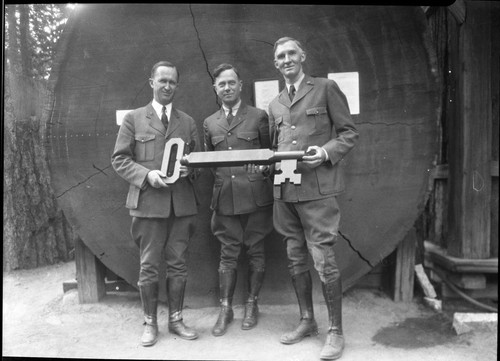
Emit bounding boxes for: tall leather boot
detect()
[167,277,198,340]
[212,269,237,336]
[242,268,265,330]
[320,278,344,360]
[138,282,159,347]
[280,271,319,344]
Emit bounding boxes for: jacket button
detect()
[228,146,232,150]
[228,132,231,136]
[291,125,296,130]
[292,140,297,145]
[231,175,235,179]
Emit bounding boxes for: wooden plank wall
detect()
[447,1,492,259]
[425,1,499,261]
[363,2,498,298]
[425,6,450,250]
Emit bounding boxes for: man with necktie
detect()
[203,63,274,336]
[268,37,359,360]
[112,61,200,346]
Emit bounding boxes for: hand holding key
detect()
[244,164,269,173]
[147,170,169,188]
[302,146,326,168]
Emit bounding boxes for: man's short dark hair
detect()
[150,61,180,82]
[212,63,240,82]
[273,37,305,56]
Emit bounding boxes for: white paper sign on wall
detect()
[116,110,133,126]
[254,79,280,114]
[328,72,359,115]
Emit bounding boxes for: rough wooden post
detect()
[75,237,106,303]
[447,1,492,259]
[394,228,416,302]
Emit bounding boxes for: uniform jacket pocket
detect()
[237,131,258,142]
[306,106,330,136]
[237,131,259,148]
[211,136,225,150]
[134,134,156,161]
[305,106,327,116]
[248,173,273,207]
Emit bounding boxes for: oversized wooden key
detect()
[161,138,310,185]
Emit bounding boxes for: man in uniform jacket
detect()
[112,61,200,346]
[268,38,359,360]
[203,63,274,336]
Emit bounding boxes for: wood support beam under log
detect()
[393,228,417,303]
[424,241,498,274]
[74,237,106,303]
[63,279,137,294]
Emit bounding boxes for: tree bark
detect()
[3,71,74,271]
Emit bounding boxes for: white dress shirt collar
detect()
[222,99,241,117]
[152,99,172,120]
[286,73,305,94]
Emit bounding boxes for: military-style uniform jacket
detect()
[111,102,200,218]
[268,75,359,202]
[203,103,273,215]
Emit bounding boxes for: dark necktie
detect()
[226,108,233,125]
[289,85,296,102]
[161,105,169,129]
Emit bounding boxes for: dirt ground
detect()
[2,260,497,361]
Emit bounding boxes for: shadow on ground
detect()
[372,313,456,349]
